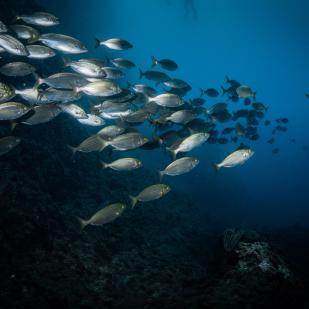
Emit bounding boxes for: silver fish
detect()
[95,38,133,50]
[236,85,256,99]
[0,136,21,156]
[159,157,199,180]
[15,87,50,104]
[97,125,125,139]
[110,58,136,69]
[0,102,31,120]
[101,158,142,171]
[102,66,124,79]
[35,72,88,89]
[0,62,35,77]
[167,133,209,158]
[22,104,61,125]
[131,84,156,97]
[68,135,105,154]
[16,12,59,27]
[151,93,183,107]
[39,88,81,104]
[11,24,40,43]
[59,103,87,119]
[77,114,105,126]
[76,80,122,97]
[65,59,106,78]
[122,109,150,123]
[0,34,29,56]
[165,110,195,124]
[26,45,56,59]
[78,203,126,229]
[129,184,171,208]
[163,78,189,89]
[214,148,254,170]
[39,33,87,54]
[109,132,148,151]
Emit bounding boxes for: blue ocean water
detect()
[40,0,309,226]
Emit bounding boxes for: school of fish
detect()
[0,10,303,228]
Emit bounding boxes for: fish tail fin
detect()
[73,86,81,96]
[199,88,204,97]
[67,145,77,157]
[151,56,157,68]
[221,86,227,96]
[166,147,177,160]
[212,163,220,171]
[94,38,101,48]
[188,128,196,135]
[32,73,43,89]
[10,121,18,132]
[138,68,144,79]
[159,170,164,182]
[62,56,71,67]
[129,195,138,209]
[101,161,109,169]
[77,217,88,230]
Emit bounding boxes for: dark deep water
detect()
[0,0,309,308]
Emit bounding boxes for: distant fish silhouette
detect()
[184,0,198,20]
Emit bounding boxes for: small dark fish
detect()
[211,110,232,123]
[290,138,296,143]
[236,142,250,150]
[201,88,219,97]
[252,102,267,111]
[303,145,308,151]
[225,76,241,88]
[280,117,289,124]
[218,137,229,144]
[151,56,178,71]
[0,136,21,156]
[139,69,170,84]
[110,58,136,69]
[256,111,264,119]
[250,134,259,141]
[244,98,251,106]
[276,125,287,132]
[264,120,271,126]
[235,123,246,136]
[267,137,275,144]
[190,97,205,106]
[222,127,235,135]
[272,148,279,154]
